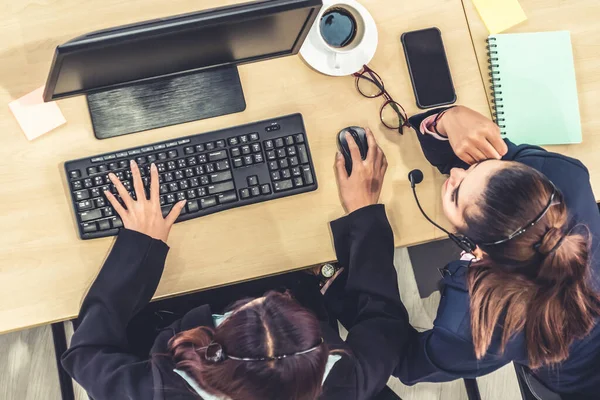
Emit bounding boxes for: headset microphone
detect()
[408,170,477,253]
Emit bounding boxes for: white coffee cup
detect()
[316,3,366,70]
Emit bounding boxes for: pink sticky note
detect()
[9,86,66,140]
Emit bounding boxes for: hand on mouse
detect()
[104,160,185,243]
[335,128,387,214]
[435,105,508,164]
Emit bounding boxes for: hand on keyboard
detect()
[104,160,185,243]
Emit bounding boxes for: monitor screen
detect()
[44,0,321,101]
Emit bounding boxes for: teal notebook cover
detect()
[488,31,582,145]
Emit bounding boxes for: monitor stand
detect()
[87,65,246,139]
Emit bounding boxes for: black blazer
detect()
[393,108,600,397]
[62,205,411,400]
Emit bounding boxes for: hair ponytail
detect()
[463,164,600,369]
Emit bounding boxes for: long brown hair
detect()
[168,291,328,400]
[461,163,600,369]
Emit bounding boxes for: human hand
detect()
[104,160,185,243]
[334,128,387,214]
[436,105,508,164]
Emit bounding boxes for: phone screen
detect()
[402,28,456,109]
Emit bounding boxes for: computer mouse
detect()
[337,126,368,175]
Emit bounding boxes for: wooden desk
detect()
[462,0,600,199]
[0,0,488,334]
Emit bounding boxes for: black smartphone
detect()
[401,28,456,109]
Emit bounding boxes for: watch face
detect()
[321,264,336,279]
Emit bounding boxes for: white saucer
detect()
[300,0,378,77]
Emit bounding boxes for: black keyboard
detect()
[64,114,318,239]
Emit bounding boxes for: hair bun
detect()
[537,227,564,255]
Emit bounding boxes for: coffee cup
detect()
[317,3,366,69]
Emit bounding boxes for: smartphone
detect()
[401,28,457,109]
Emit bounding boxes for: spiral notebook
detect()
[487,31,582,145]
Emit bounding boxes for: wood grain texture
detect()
[462,0,600,199]
[0,0,489,333]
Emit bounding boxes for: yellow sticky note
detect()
[472,0,527,34]
[8,86,66,141]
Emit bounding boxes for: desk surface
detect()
[463,0,600,198]
[4,0,580,334]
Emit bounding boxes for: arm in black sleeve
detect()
[61,229,170,400]
[329,205,414,398]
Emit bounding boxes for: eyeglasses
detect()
[353,65,409,134]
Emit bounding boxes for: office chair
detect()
[514,364,562,400]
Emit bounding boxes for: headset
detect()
[408,169,558,253]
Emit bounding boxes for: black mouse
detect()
[337,126,368,175]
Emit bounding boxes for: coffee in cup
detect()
[317,4,366,69]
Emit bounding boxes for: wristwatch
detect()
[318,263,342,288]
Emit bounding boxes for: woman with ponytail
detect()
[393,105,600,398]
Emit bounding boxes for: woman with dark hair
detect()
[61,128,410,400]
[389,105,600,398]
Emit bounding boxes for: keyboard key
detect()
[240,188,250,199]
[294,134,305,143]
[184,146,195,155]
[176,192,186,201]
[208,150,228,161]
[287,146,297,156]
[116,151,129,158]
[178,139,190,145]
[266,150,276,160]
[158,152,168,160]
[250,186,260,197]
[98,164,107,172]
[239,135,249,143]
[82,222,97,233]
[218,191,237,204]
[205,142,215,151]
[189,178,199,187]
[161,205,173,217]
[80,209,102,222]
[274,180,293,192]
[292,166,302,176]
[271,171,281,181]
[197,187,207,197]
[241,145,251,155]
[289,156,299,167]
[69,170,81,179]
[276,149,286,158]
[87,166,98,175]
[208,181,235,195]
[210,171,233,183]
[233,158,243,168]
[275,138,284,148]
[264,140,274,150]
[247,175,258,186]
[261,184,272,194]
[216,160,229,171]
[200,196,217,209]
[94,197,106,208]
[74,190,90,201]
[198,154,207,163]
[147,154,157,163]
[195,144,205,152]
[231,147,241,157]
[167,150,178,158]
[285,136,294,146]
[251,143,261,153]
[156,163,166,173]
[279,159,289,169]
[186,156,197,166]
[141,147,154,153]
[249,132,260,141]
[154,144,167,151]
[184,168,195,178]
[128,150,141,156]
[298,145,309,164]
[228,137,239,146]
[119,160,129,168]
[302,166,314,184]
[216,140,226,148]
[194,166,205,175]
[281,169,292,179]
[166,141,179,148]
[205,164,215,173]
[111,216,123,228]
[167,161,177,171]
[136,156,147,165]
[254,154,264,163]
[98,219,111,231]
[179,181,189,190]
[102,207,114,217]
[169,183,179,192]
[200,176,210,185]
[177,159,187,168]
[187,200,199,213]
[166,194,176,204]
[91,156,105,162]
[108,162,119,170]
[72,180,83,190]
[187,190,197,199]
[293,177,304,187]
[175,171,184,180]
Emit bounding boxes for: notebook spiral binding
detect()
[486,37,506,134]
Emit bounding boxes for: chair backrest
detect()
[514,364,562,400]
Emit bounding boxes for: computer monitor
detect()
[43,0,322,139]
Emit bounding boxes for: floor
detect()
[0,247,522,400]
